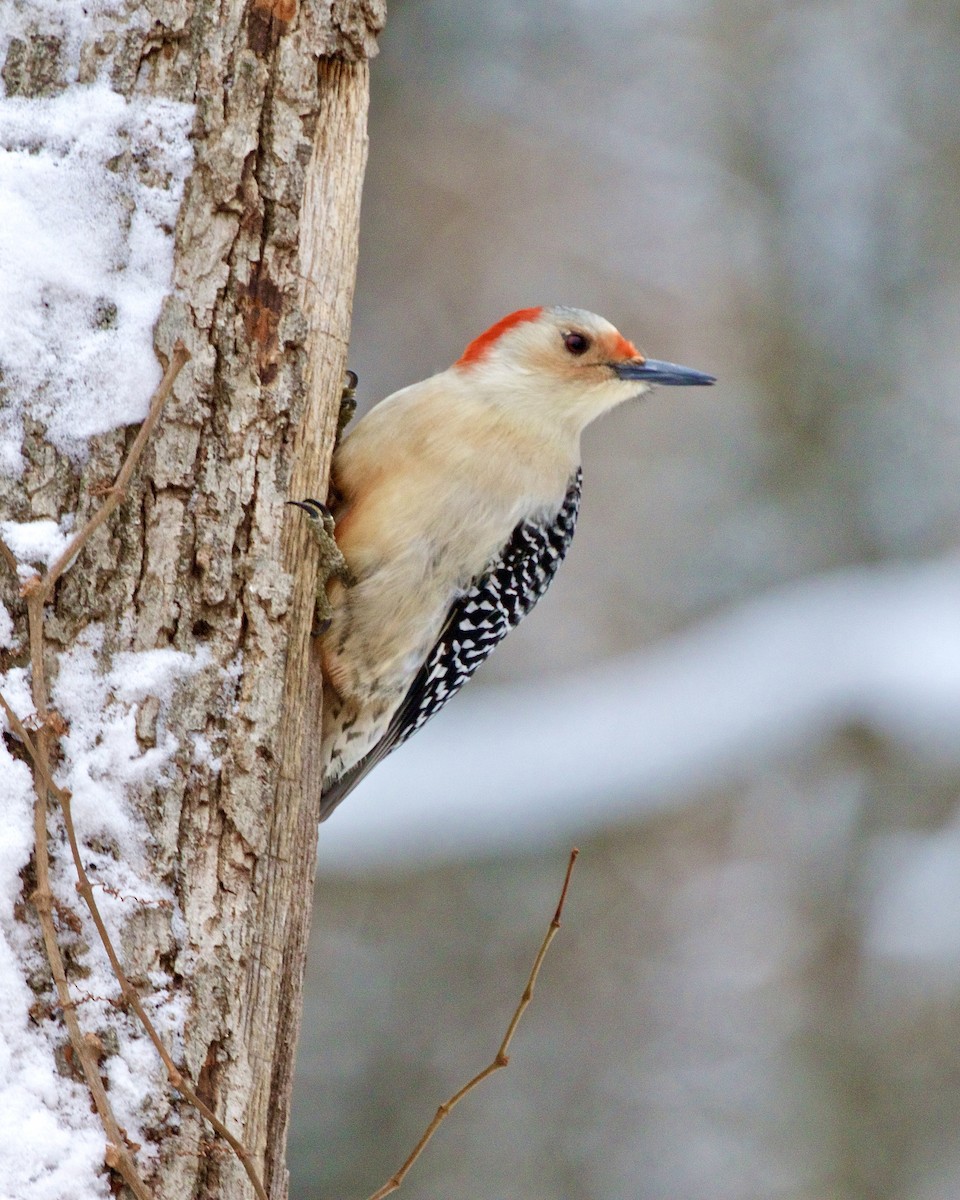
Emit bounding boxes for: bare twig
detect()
[0,534,18,577]
[2,580,153,1198]
[3,690,270,1200]
[59,784,270,1200]
[29,721,154,1200]
[38,342,189,603]
[4,338,268,1200]
[366,848,580,1200]
[0,691,58,792]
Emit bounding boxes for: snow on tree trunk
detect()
[0,3,383,1197]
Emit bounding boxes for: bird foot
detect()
[287,498,355,636]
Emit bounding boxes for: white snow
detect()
[0,0,139,88]
[0,516,75,578]
[189,732,222,773]
[0,82,193,469]
[316,556,960,873]
[0,13,195,1191]
[0,665,34,725]
[53,628,212,857]
[0,601,17,650]
[0,926,108,1200]
[0,635,210,1196]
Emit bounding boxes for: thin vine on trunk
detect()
[0,4,384,1197]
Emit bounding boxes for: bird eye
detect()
[563,331,591,356]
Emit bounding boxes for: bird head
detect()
[453,306,714,434]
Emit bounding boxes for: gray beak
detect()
[613,358,716,386]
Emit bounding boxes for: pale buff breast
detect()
[322,370,578,705]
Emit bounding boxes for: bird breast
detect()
[322,373,578,704]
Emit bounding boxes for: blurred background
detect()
[290,2,960,1197]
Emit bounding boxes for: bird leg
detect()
[287,499,355,636]
[287,371,359,635]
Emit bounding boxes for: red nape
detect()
[455,307,544,366]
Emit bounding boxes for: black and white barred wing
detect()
[318,469,582,821]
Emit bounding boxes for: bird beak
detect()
[613,358,716,386]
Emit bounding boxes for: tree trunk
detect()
[0,3,383,1197]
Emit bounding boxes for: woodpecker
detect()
[294,306,714,820]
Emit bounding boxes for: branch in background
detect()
[366,848,580,1200]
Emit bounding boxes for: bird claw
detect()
[287,497,355,636]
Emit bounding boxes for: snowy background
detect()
[2,1,959,1198]
[291,3,960,1200]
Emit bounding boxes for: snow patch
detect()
[0,601,17,650]
[53,627,211,860]
[0,632,210,1192]
[0,928,108,1200]
[0,8,196,1190]
[0,82,193,470]
[0,516,75,577]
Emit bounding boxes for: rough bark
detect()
[1,2,384,1196]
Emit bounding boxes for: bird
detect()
[292,305,714,821]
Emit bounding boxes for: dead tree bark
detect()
[0,3,384,1197]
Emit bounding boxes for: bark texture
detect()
[1,2,384,1196]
